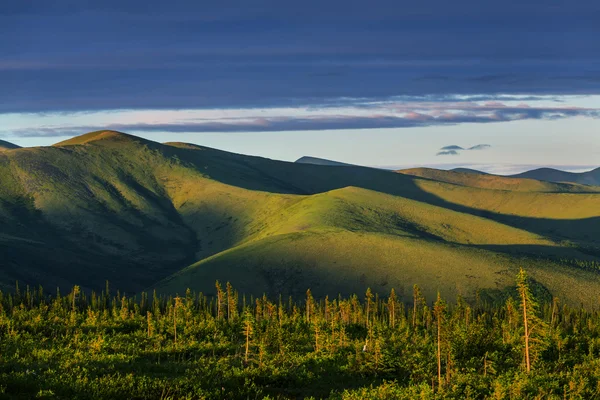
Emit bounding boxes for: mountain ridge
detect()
[512,167,600,186]
[2,130,600,306]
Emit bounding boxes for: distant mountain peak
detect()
[512,167,600,186]
[53,130,152,147]
[0,139,21,151]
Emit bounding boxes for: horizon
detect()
[2,129,599,175]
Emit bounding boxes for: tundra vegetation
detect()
[0,270,599,399]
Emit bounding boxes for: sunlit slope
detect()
[250,187,555,247]
[154,230,600,308]
[399,167,600,193]
[166,143,600,247]
[153,186,600,306]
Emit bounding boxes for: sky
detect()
[1,0,600,174]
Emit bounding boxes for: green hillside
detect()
[1,130,600,306]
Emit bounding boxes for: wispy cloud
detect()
[468,144,491,150]
[3,99,600,138]
[436,150,460,156]
[440,145,464,151]
[436,143,492,156]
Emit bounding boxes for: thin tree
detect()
[365,287,374,326]
[243,309,254,364]
[226,282,237,322]
[433,291,446,389]
[173,296,182,344]
[516,268,546,373]
[306,289,314,324]
[387,288,397,328]
[413,284,424,328]
[215,281,225,320]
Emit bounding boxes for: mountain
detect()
[512,167,600,186]
[0,140,21,151]
[398,167,600,193]
[2,130,600,306]
[295,156,356,167]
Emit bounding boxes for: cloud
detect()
[440,145,464,150]
[468,144,491,150]
[437,143,491,156]
[436,150,460,156]
[4,101,600,138]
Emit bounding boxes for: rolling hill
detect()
[0,140,21,151]
[2,130,600,306]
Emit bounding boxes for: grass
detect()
[1,130,600,306]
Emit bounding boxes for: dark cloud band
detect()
[5,105,599,138]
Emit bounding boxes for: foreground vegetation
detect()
[1,270,599,399]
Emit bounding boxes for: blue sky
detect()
[2,0,600,173]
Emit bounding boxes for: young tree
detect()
[387,288,398,328]
[433,292,447,389]
[413,284,425,328]
[516,268,547,373]
[215,281,225,320]
[226,282,237,322]
[243,309,254,364]
[173,296,182,344]
[365,287,374,326]
[306,289,314,324]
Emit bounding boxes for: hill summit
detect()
[53,130,153,147]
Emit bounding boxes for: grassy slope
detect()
[156,230,600,307]
[2,131,600,305]
[153,184,600,306]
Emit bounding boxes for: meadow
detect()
[1,270,599,399]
